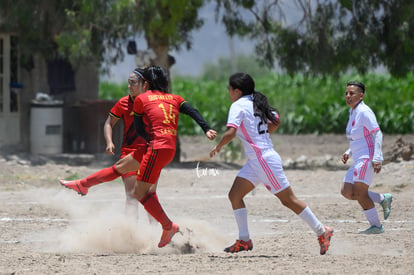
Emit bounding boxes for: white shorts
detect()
[237,149,290,195]
[343,158,374,186]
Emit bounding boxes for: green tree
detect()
[0,0,207,162]
[0,0,74,64]
[0,0,205,71]
[215,0,414,78]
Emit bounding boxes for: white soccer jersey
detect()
[346,101,382,161]
[227,95,274,159]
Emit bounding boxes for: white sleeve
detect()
[226,102,243,128]
[372,129,383,162]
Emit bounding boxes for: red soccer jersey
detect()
[133,90,185,150]
[110,95,147,150]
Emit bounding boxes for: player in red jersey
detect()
[61,66,216,248]
[132,66,217,248]
[60,69,150,208]
[103,69,149,215]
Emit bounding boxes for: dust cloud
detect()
[24,188,226,255]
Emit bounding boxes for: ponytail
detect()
[229,72,279,125]
[253,91,279,125]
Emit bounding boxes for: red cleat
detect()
[224,239,253,253]
[158,223,179,248]
[318,226,333,255]
[60,179,88,196]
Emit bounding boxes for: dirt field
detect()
[0,134,413,275]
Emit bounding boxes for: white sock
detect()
[298,206,325,236]
[234,208,250,241]
[124,198,139,218]
[364,207,381,227]
[368,191,384,204]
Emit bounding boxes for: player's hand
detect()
[206,129,217,140]
[341,153,349,164]
[106,143,115,155]
[373,161,382,174]
[210,145,220,158]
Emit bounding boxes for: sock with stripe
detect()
[140,191,172,230]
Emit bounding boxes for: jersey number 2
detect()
[257,121,268,135]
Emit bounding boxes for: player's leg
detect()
[134,148,178,247]
[341,166,356,200]
[123,174,140,218]
[275,186,333,255]
[261,150,333,255]
[224,176,255,253]
[342,177,389,208]
[354,181,384,234]
[352,159,384,234]
[60,153,139,195]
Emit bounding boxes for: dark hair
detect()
[142,66,169,93]
[132,67,146,81]
[229,73,278,124]
[347,81,365,93]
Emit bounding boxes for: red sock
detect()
[140,192,172,230]
[80,165,122,188]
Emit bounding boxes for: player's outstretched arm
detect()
[210,127,236,158]
[179,101,213,135]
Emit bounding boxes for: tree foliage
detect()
[0,0,74,63]
[215,0,414,78]
[2,0,413,78]
[0,0,204,71]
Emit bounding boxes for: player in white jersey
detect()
[210,72,333,255]
[341,81,392,234]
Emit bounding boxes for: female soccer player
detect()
[61,66,217,248]
[210,72,333,255]
[61,68,148,215]
[341,81,392,234]
[132,66,217,247]
[103,69,148,215]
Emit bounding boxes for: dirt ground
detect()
[0,134,413,275]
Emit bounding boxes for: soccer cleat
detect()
[380,193,393,220]
[60,179,88,196]
[224,239,253,253]
[318,226,333,255]
[158,223,179,248]
[359,225,384,234]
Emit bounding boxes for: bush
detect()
[100,73,414,135]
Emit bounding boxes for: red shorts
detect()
[137,148,175,184]
[121,146,146,179]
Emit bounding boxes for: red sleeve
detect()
[110,98,124,118]
[133,96,144,115]
[176,94,185,106]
